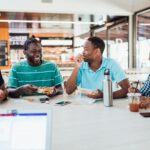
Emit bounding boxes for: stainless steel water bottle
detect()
[103,69,113,107]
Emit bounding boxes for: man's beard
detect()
[28,56,42,66]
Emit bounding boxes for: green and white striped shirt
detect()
[8,60,63,88]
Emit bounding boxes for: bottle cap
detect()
[104,69,110,75]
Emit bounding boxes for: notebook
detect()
[0,108,52,150]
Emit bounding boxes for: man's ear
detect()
[96,48,101,55]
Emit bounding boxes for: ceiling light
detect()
[42,0,52,3]
[41,39,72,46]
[0,19,102,25]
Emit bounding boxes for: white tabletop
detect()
[0,94,150,150]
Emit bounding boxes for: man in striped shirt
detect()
[8,38,63,98]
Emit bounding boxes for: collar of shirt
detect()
[81,57,107,73]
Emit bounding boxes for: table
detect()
[0,94,150,150]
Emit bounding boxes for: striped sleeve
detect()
[8,65,18,88]
[53,64,63,86]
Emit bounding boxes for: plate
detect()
[77,87,93,95]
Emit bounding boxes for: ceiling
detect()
[0,0,149,15]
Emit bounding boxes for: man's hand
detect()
[85,89,103,99]
[20,84,38,95]
[128,86,139,93]
[75,54,83,68]
[0,89,6,102]
[44,87,55,97]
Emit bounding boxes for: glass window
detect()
[95,20,129,70]
[136,10,150,68]
[107,22,129,70]
[95,28,107,57]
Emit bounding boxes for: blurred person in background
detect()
[0,70,7,102]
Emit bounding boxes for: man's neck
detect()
[89,59,102,72]
[28,60,42,67]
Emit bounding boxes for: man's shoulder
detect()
[103,57,117,63]
[10,61,28,73]
[12,60,27,68]
[102,57,119,67]
[42,60,58,68]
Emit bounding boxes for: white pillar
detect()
[128,15,134,69]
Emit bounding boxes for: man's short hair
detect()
[88,36,105,54]
[23,38,41,51]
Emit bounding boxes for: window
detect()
[136,9,150,68]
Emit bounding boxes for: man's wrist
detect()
[53,87,57,95]
[17,87,24,96]
[97,89,103,98]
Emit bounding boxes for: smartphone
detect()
[140,112,150,117]
[39,98,50,103]
[55,101,71,106]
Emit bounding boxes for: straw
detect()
[132,80,139,103]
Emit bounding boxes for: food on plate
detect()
[139,97,150,117]
[139,96,150,109]
[38,87,55,95]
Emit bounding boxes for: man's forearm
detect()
[113,89,128,99]
[8,87,23,98]
[0,84,7,101]
[112,79,130,99]
[65,66,79,94]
